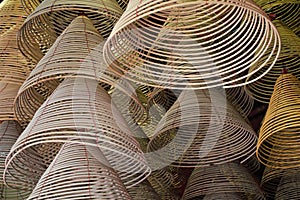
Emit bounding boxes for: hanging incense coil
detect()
[275,168,300,200]
[5,77,151,189]
[245,20,300,103]
[20,0,42,14]
[147,88,257,167]
[0,121,30,199]
[241,155,261,174]
[261,167,285,199]
[14,15,145,127]
[254,0,300,36]
[126,179,161,200]
[0,0,33,84]
[0,83,19,121]
[27,142,131,200]
[182,162,265,200]
[203,193,244,200]
[103,0,280,89]
[18,0,123,63]
[116,0,129,11]
[256,73,300,169]
[224,87,254,118]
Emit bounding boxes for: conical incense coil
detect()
[224,86,254,118]
[261,167,285,199]
[21,0,42,14]
[14,15,145,127]
[256,73,300,169]
[245,20,300,103]
[254,0,300,36]
[4,77,151,189]
[0,83,19,121]
[0,0,33,84]
[203,193,244,200]
[182,163,265,200]
[18,0,123,63]
[275,168,300,200]
[126,179,161,200]
[147,88,257,167]
[116,0,129,11]
[27,142,131,200]
[103,0,280,89]
[0,121,30,199]
[0,0,28,35]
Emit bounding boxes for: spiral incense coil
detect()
[0,83,19,121]
[182,163,265,200]
[14,15,145,127]
[5,77,151,189]
[103,0,281,90]
[245,20,300,103]
[224,87,254,118]
[0,0,27,35]
[256,73,300,169]
[26,142,131,200]
[0,0,33,84]
[116,0,129,11]
[241,155,261,174]
[18,0,123,63]
[260,167,285,199]
[21,0,42,14]
[126,179,161,200]
[254,0,300,36]
[275,168,300,200]
[147,88,257,167]
[0,121,30,199]
[203,193,243,200]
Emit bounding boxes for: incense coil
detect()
[126,179,161,200]
[261,167,285,199]
[0,83,19,121]
[14,15,145,127]
[103,0,280,89]
[275,168,300,200]
[0,0,27,35]
[18,0,123,63]
[203,193,244,200]
[21,0,42,14]
[27,142,131,200]
[0,0,33,84]
[254,0,300,36]
[224,87,254,118]
[0,121,30,199]
[147,88,257,167]
[182,163,265,200]
[116,0,129,11]
[245,20,300,103]
[5,77,151,189]
[256,73,300,169]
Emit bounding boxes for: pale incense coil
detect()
[147,88,257,167]
[182,163,265,200]
[254,0,300,36]
[0,83,19,121]
[275,168,300,200]
[27,142,131,200]
[18,0,123,63]
[224,87,254,118]
[4,77,151,190]
[103,0,281,90]
[0,121,30,199]
[245,20,300,103]
[256,73,300,169]
[14,15,145,127]
[0,0,33,84]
